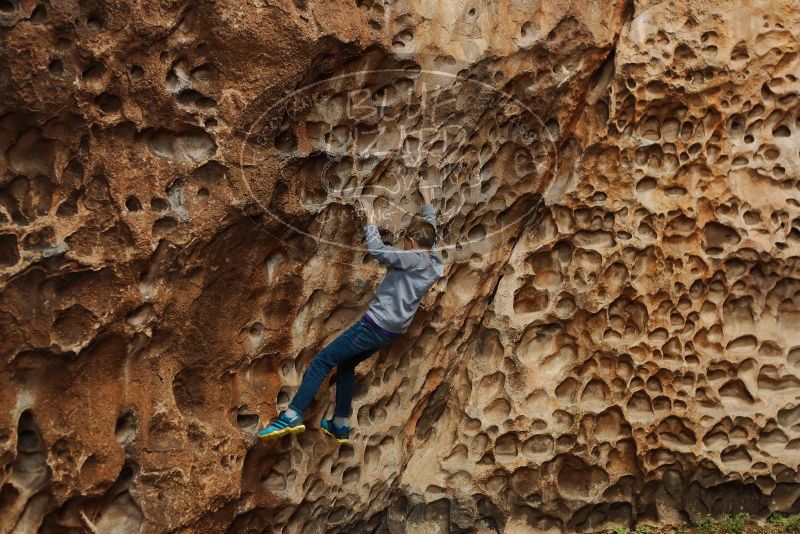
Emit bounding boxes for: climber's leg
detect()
[320,349,378,443]
[333,349,377,419]
[287,319,389,416]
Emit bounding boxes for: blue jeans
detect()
[288,319,391,418]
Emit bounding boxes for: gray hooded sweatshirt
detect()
[362,204,445,334]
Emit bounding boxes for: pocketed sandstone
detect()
[1,0,800,532]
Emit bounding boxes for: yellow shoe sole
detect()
[321,425,349,443]
[258,424,306,441]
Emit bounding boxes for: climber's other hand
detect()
[359,196,376,225]
[418,176,435,204]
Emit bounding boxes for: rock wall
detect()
[2,0,800,532]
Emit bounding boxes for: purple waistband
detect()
[362,314,403,340]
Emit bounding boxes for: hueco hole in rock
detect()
[2,0,800,533]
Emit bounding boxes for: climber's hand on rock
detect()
[418,176,435,204]
[359,196,376,225]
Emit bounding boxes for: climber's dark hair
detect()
[407,215,436,248]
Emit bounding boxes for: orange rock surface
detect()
[2,0,800,532]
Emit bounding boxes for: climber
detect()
[258,177,445,443]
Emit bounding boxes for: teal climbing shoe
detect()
[258,411,305,441]
[320,418,350,443]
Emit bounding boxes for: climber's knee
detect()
[336,364,356,377]
[309,352,337,375]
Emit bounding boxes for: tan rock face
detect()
[2,0,800,532]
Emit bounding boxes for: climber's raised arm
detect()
[418,176,438,233]
[360,196,425,270]
[417,177,443,270]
